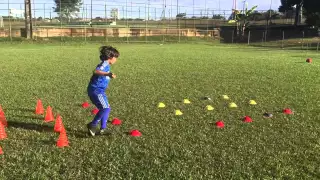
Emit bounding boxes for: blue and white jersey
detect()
[88,61,111,92]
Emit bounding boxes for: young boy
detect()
[86,45,119,136]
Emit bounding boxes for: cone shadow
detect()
[8,120,54,132]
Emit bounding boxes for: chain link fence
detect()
[0,0,319,50]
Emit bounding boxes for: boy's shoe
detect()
[95,129,112,136]
[87,123,96,136]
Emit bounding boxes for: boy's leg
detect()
[87,92,109,136]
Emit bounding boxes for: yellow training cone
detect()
[223,95,230,100]
[183,99,191,104]
[249,100,257,105]
[229,102,238,108]
[158,102,166,108]
[175,110,183,115]
[206,105,214,111]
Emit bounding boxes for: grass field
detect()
[0,43,319,179]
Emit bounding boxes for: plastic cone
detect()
[130,130,141,137]
[0,122,7,140]
[44,106,54,122]
[0,106,7,127]
[206,105,214,111]
[306,58,312,63]
[35,99,44,115]
[0,146,3,155]
[183,99,191,104]
[243,116,253,123]
[223,95,230,100]
[283,108,293,115]
[54,115,63,133]
[112,118,122,125]
[82,102,90,108]
[249,100,257,105]
[229,102,238,108]
[216,121,225,128]
[56,130,69,148]
[158,102,166,108]
[175,110,183,116]
[92,108,99,115]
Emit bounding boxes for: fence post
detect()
[247,31,251,45]
[231,30,234,44]
[281,30,284,49]
[317,41,319,52]
[302,31,305,50]
[262,31,264,44]
[8,0,12,41]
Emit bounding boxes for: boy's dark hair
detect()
[99,46,120,60]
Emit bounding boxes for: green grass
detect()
[0,43,319,179]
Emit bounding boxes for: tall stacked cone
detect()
[0,121,7,140]
[35,99,44,115]
[44,106,54,122]
[0,105,8,127]
[54,115,63,133]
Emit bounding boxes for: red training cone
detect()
[82,102,90,108]
[56,130,69,148]
[243,116,253,123]
[35,99,44,115]
[54,115,63,133]
[283,108,293,115]
[0,105,8,127]
[0,122,7,140]
[130,130,142,137]
[306,58,312,63]
[0,146,3,155]
[91,108,99,115]
[216,121,225,128]
[112,118,122,125]
[44,106,54,122]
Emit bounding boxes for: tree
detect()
[53,0,82,22]
[278,0,303,26]
[303,0,320,26]
[228,5,258,38]
[176,13,186,19]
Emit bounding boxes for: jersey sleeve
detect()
[96,62,110,72]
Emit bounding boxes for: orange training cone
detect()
[0,146,3,155]
[54,115,63,133]
[0,122,7,140]
[0,105,8,127]
[35,99,44,115]
[56,130,69,148]
[44,106,54,122]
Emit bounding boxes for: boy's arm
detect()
[93,70,116,78]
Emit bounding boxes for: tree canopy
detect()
[53,0,82,22]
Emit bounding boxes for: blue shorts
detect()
[88,89,110,109]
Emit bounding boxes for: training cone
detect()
[82,102,90,108]
[229,102,238,108]
[130,130,142,137]
[243,116,253,123]
[183,99,191,104]
[223,95,230,100]
[158,102,166,108]
[175,110,183,116]
[306,58,312,63]
[56,130,69,148]
[283,108,293,115]
[35,99,44,115]
[92,108,99,115]
[111,118,122,125]
[206,105,214,111]
[0,122,7,140]
[54,115,63,133]
[0,146,3,155]
[249,100,257,105]
[0,106,7,127]
[44,106,54,122]
[216,121,225,128]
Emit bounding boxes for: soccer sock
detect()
[100,107,111,129]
